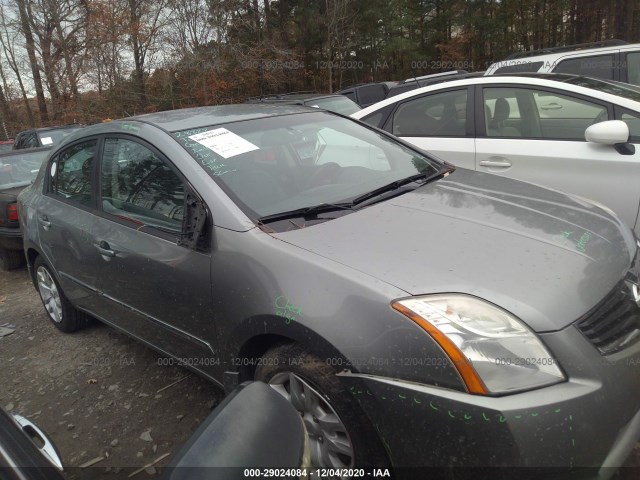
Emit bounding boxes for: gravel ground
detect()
[1,266,639,479]
[0,267,222,479]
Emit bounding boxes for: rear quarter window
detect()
[553,54,615,80]
[494,61,544,74]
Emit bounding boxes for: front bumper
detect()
[0,226,22,250]
[339,325,640,478]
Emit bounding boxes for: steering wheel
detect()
[310,162,341,186]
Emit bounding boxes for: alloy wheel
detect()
[269,372,355,469]
[36,266,63,323]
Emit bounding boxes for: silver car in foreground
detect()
[18,105,640,477]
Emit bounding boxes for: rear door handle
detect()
[37,215,51,230]
[94,240,117,258]
[479,159,512,168]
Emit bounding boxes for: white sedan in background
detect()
[352,73,640,236]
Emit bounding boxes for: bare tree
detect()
[0,2,34,125]
[126,0,169,107]
[15,0,47,122]
[323,0,354,92]
[165,0,213,55]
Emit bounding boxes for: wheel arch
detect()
[230,315,350,382]
[25,247,42,287]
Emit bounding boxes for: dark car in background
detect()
[246,92,361,115]
[17,104,640,475]
[13,125,83,150]
[335,82,397,107]
[385,70,484,98]
[0,147,52,270]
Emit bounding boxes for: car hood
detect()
[274,169,635,332]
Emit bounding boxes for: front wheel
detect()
[255,343,390,470]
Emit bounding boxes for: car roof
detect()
[0,145,53,163]
[128,104,319,132]
[502,39,630,61]
[486,40,639,74]
[352,73,640,118]
[0,145,52,159]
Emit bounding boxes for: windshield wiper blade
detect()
[257,202,355,225]
[351,165,455,206]
[256,165,455,226]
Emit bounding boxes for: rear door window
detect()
[49,140,97,206]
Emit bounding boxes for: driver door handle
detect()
[479,159,512,168]
[94,240,117,258]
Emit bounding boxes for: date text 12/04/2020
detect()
[243,468,391,478]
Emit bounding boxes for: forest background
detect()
[0,0,638,136]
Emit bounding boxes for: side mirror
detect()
[585,120,629,145]
[178,189,208,250]
[585,120,635,155]
[160,382,309,480]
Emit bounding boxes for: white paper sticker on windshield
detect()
[40,136,53,145]
[188,128,258,159]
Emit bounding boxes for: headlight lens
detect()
[392,295,565,395]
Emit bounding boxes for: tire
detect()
[33,256,89,333]
[0,248,24,271]
[255,343,390,470]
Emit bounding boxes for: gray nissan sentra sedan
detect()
[17,105,640,476]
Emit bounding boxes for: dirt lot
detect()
[2,266,640,479]
[0,267,222,479]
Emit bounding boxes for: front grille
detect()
[576,280,640,355]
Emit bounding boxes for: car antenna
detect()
[409,67,421,87]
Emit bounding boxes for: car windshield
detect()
[36,126,83,146]
[0,148,50,190]
[171,111,441,219]
[306,96,361,115]
[558,75,640,103]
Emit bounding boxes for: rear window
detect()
[386,84,417,98]
[306,96,361,115]
[37,126,83,146]
[357,85,388,105]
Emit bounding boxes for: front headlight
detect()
[392,295,566,395]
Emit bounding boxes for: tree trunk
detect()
[16,0,48,123]
[128,0,148,107]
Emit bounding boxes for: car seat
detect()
[488,98,521,137]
